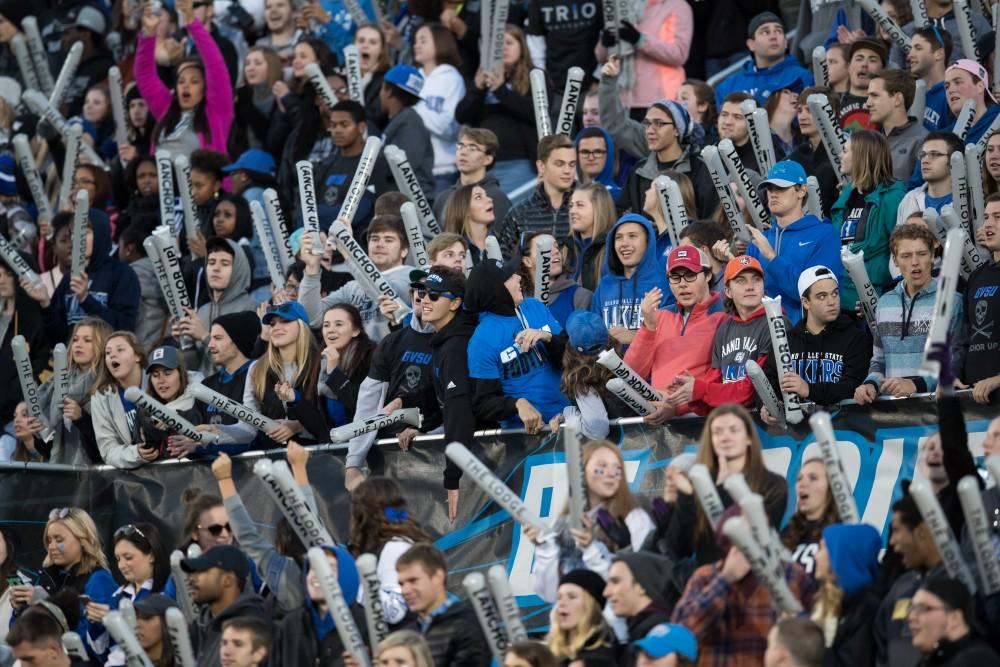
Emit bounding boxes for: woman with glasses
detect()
[524,441,654,605]
[319,303,375,428]
[442,183,497,266]
[8,508,116,660]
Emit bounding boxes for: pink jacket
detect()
[597,0,693,108]
[135,19,234,155]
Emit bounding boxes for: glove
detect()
[619,21,642,45]
[601,29,617,48]
[595,508,632,550]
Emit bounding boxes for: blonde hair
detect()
[848,129,894,193]
[69,318,113,374]
[250,319,320,402]
[566,442,640,549]
[43,508,109,572]
[375,630,436,667]
[571,183,614,288]
[545,587,614,660]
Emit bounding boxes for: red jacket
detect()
[691,306,772,410]
[623,293,726,415]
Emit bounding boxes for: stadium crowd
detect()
[0,0,999,665]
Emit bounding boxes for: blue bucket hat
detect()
[384,64,425,98]
[222,148,277,177]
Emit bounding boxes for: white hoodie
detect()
[414,64,465,176]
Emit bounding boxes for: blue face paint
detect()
[57,543,65,552]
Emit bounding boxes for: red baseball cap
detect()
[667,245,708,274]
[724,255,763,282]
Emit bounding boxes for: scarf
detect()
[608,0,647,93]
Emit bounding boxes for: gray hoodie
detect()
[195,239,260,371]
[130,256,168,353]
[298,264,413,342]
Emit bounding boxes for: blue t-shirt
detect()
[467,298,571,427]
[924,192,953,214]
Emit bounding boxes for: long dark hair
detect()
[112,522,171,592]
[152,58,212,145]
[349,477,430,556]
[125,154,158,196]
[179,488,224,550]
[417,22,462,70]
[0,528,16,596]
[323,303,376,378]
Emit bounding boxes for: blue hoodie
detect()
[714,54,814,107]
[304,545,361,642]
[42,214,141,345]
[746,214,842,325]
[822,524,881,600]
[573,127,621,199]
[591,214,670,333]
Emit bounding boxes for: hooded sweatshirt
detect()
[745,213,843,325]
[431,311,480,489]
[465,261,570,427]
[692,305,772,409]
[574,127,622,199]
[190,586,270,667]
[194,239,259,370]
[299,264,413,343]
[713,54,814,107]
[42,216,141,345]
[591,214,670,334]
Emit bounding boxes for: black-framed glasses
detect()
[667,272,700,284]
[456,142,486,153]
[114,524,148,541]
[641,119,674,130]
[199,523,232,536]
[416,289,456,302]
[48,507,72,521]
[579,149,608,159]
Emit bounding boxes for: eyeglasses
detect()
[641,119,674,130]
[919,150,948,161]
[908,603,950,616]
[456,142,486,153]
[668,272,700,284]
[579,149,608,159]
[416,289,456,302]
[199,523,232,536]
[114,524,148,541]
[48,507,72,521]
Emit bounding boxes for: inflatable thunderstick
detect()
[597,349,662,402]
[59,124,82,212]
[305,62,339,111]
[812,46,828,86]
[251,201,286,290]
[533,235,553,304]
[254,459,335,548]
[719,138,770,229]
[52,344,71,431]
[170,550,197,623]
[463,572,508,663]
[21,17,54,94]
[762,296,805,424]
[296,160,323,255]
[342,45,363,103]
[108,65,128,149]
[809,412,860,523]
[606,378,655,416]
[330,408,422,443]
[857,0,910,54]
[841,249,879,334]
[488,565,528,642]
[385,145,441,235]
[401,203,430,269]
[189,384,281,433]
[722,517,803,613]
[531,69,551,138]
[337,136,383,228]
[563,413,587,532]
[308,547,371,666]
[911,480,978,593]
[356,553,389,652]
[124,387,218,443]
[700,145,748,240]
[104,611,154,667]
[556,67,584,136]
[164,608,196,667]
[70,190,89,279]
[957,476,1000,594]
[12,335,53,442]
[920,227,964,377]
[688,464,725,530]
[173,155,200,245]
[0,232,43,291]
[264,189,295,272]
[745,360,786,429]
[13,134,53,227]
[806,94,846,183]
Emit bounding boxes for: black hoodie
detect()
[430,310,479,489]
[0,251,48,422]
[762,313,873,405]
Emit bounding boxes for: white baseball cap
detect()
[797,265,838,299]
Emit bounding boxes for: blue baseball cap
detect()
[633,623,698,661]
[262,300,310,326]
[384,64,425,98]
[565,310,608,355]
[222,148,276,177]
[760,160,807,188]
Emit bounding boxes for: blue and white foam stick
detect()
[0,231,43,290]
[13,134,53,227]
[909,79,927,124]
[52,344,71,431]
[954,0,981,63]
[596,349,662,401]
[254,459,334,547]
[59,124,82,211]
[385,145,441,235]
[11,36,39,91]
[762,296,804,424]
[401,202,430,270]
[957,476,1000,594]
[342,45,363,103]
[51,42,84,116]
[811,46,828,86]
[12,335,53,442]
[809,412,860,523]
[911,480,978,592]
[70,190,88,278]
[607,378,655,416]
[155,150,175,227]
[356,554,389,652]
[336,136,383,228]
[700,145,748,240]
[164,608,196,667]
[954,99,977,142]
[61,633,89,661]
[329,219,411,319]
[653,175,682,248]
[189,384,282,433]
[173,155,200,244]
[250,201,286,290]
[532,235,554,304]
[21,17,53,95]
[939,205,987,278]
[104,611,154,667]
[445,442,550,533]
[806,94,846,182]
[463,572,508,662]
[911,0,930,28]
[857,0,910,54]
[920,226,963,377]
[745,359,786,429]
[108,65,129,149]
[305,62,338,111]
[722,517,802,613]
[485,236,503,261]
[950,151,973,237]
[169,551,197,623]
[841,248,879,333]
[263,189,294,272]
[563,413,587,532]
[296,160,323,255]
[307,547,371,667]
[806,176,824,220]
[330,408,421,443]
[718,138,770,230]
[488,565,528,643]
[556,67,584,136]
[688,464,725,530]
[124,387,218,444]
[530,69,551,138]
[965,144,986,238]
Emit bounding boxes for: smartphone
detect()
[78,595,91,605]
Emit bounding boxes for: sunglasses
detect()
[48,507,72,521]
[415,289,456,302]
[199,523,232,537]
[114,524,148,541]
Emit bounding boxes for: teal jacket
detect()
[831,180,908,309]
